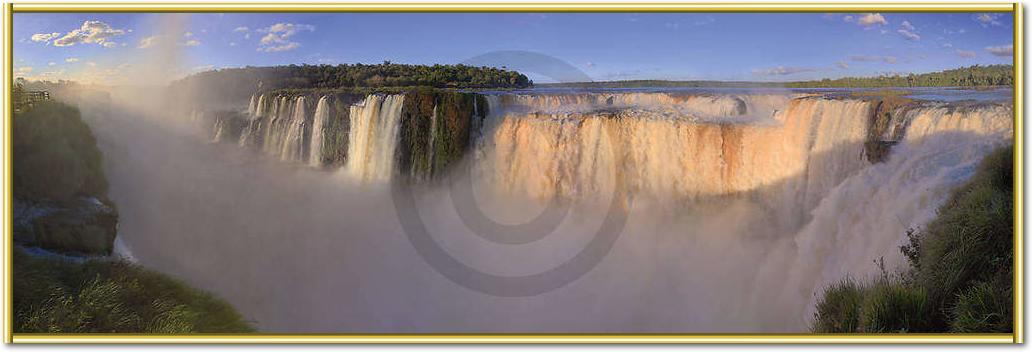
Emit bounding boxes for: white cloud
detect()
[52,20,126,47]
[857,13,888,27]
[193,64,215,71]
[259,42,299,52]
[257,23,313,52]
[956,49,977,58]
[30,32,61,43]
[897,29,920,41]
[942,42,954,48]
[849,55,897,64]
[985,44,1013,57]
[137,35,160,48]
[974,13,1003,27]
[900,20,916,31]
[836,61,849,69]
[233,26,249,33]
[183,31,193,37]
[65,57,79,63]
[753,66,818,76]
[48,62,56,66]
[183,39,201,47]
[229,42,237,46]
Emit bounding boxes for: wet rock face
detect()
[14,197,118,255]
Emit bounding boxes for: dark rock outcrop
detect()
[14,197,118,255]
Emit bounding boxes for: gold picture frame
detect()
[2,1,1023,344]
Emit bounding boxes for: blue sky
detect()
[13,12,1014,84]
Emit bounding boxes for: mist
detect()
[51,16,1014,333]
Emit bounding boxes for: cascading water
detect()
[766,103,1013,325]
[345,94,405,182]
[475,95,869,205]
[175,90,1011,331]
[239,93,266,147]
[309,96,331,167]
[279,96,308,162]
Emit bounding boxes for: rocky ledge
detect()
[14,196,118,256]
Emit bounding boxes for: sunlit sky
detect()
[13,12,1015,84]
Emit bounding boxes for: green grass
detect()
[812,278,865,333]
[813,144,1014,333]
[14,248,255,333]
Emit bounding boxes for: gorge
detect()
[98,86,1012,332]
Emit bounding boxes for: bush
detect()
[859,281,932,332]
[951,279,1012,333]
[14,102,108,203]
[14,248,254,333]
[812,278,865,332]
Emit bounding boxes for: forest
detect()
[172,62,531,92]
[786,64,1013,88]
[540,65,1013,89]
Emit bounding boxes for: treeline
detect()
[541,65,1013,89]
[786,65,1014,88]
[538,80,784,89]
[173,62,531,92]
[171,62,531,107]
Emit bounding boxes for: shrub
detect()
[812,278,865,332]
[859,281,932,332]
[951,279,1012,333]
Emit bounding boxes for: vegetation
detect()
[14,248,254,333]
[14,102,108,203]
[541,65,1013,89]
[787,65,1013,88]
[861,90,914,163]
[171,62,531,106]
[397,89,487,180]
[813,145,1014,333]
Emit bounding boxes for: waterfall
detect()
[247,93,258,116]
[490,92,788,122]
[427,104,438,171]
[263,96,290,155]
[476,95,869,204]
[212,116,226,142]
[309,96,331,167]
[239,93,267,147]
[279,96,308,162]
[770,103,1013,324]
[345,94,405,182]
[170,89,1012,331]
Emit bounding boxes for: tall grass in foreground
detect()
[813,145,1013,333]
[14,248,255,333]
